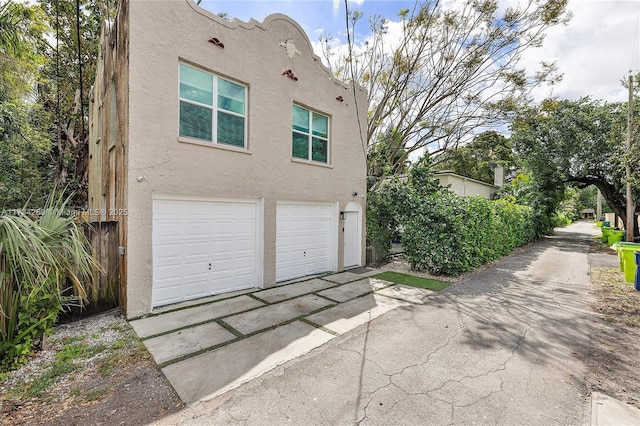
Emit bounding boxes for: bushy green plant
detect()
[366,178,407,264]
[0,192,99,373]
[400,194,537,275]
[367,163,539,276]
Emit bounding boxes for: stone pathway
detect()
[129,268,434,404]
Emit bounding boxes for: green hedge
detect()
[367,168,538,275]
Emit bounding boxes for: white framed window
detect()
[292,104,329,163]
[179,63,247,148]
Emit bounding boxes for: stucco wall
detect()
[435,174,496,199]
[125,0,367,317]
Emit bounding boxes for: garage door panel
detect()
[154,221,183,238]
[154,264,181,281]
[153,288,180,306]
[183,240,208,255]
[185,221,210,237]
[184,259,208,273]
[184,280,209,298]
[154,242,182,259]
[153,198,260,308]
[276,203,333,282]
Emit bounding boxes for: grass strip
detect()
[374,271,451,291]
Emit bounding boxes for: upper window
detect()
[292,105,329,163]
[179,63,247,148]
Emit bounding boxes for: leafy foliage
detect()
[433,131,514,184]
[367,163,538,275]
[38,0,116,204]
[0,192,99,373]
[511,97,639,236]
[0,0,52,208]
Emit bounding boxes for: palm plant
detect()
[0,192,99,372]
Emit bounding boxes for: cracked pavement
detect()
[159,222,596,425]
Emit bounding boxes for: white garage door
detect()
[276,203,335,282]
[152,197,261,307]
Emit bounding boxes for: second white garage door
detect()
[276,202,336,282]
[152,197,262,308]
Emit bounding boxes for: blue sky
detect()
[199,0,640,103]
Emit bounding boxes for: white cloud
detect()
[317,0,640,106]
[523,0,640,102]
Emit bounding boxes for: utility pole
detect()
[626,73,635,242]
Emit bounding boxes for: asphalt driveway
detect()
[157,221,638,425]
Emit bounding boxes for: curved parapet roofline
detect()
[184,0,366,94]
[185,0,266,30]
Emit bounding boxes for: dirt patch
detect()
[587,262,640,409]
[0,310,183,425]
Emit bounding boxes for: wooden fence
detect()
[80,221,120,315]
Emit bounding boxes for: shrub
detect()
[0,193,99,373]
[400,194,537,275]
[367,166,540,276]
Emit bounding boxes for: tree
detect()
[0,0,51,208]
[511,97,639,236]
[321,0,570,183]
[433,130,513,183]
[367,129,410,188]
[37,0,115,205]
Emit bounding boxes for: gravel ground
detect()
[1,309,183,425]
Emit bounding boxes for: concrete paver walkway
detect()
[155,221,640,425]
[130,268,428,404]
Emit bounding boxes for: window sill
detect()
[178,137,251,154]
[291,157,333,169]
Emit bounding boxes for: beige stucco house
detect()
[434,171,500,200]
[88,0,368,318]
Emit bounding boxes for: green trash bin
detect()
[601,226,614,242]
[613,242,636,271]
[617,243,640,283]
[608,230,625,246]
[603,221,611,227]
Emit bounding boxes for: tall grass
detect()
[0,192,99,372]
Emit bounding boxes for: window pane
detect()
[292,132,309,159]
[292,105,309,133]
[218,79,245,114]
[217,112,245,147]
[312,113,328,138]
[180,101,212,140]
[311,137,327,162]
[180,64,213,106]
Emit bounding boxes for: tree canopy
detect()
[0,0,51,207]
[511,97,639,235]
[0,0,115,208]
[322,0,571,183]
[433,130,513,184]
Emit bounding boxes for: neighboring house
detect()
[382,170,500,200]
[434,171,500,200]
[582,208,595,219]
[88,0,368,318]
